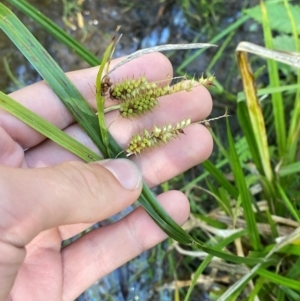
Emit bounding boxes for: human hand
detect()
[0,53,213,301]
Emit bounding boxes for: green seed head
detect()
[119,95,158,117]
[126,118,191,155]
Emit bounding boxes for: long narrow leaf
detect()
[95,40,115,157]
[279,161,300,177]
[237,83,300,101]
[276,183,300,223]
[236,41,300,69]
[236,45,273,182]
[226,118,261,250]
[184,229,247,301]
[202,160,239,199]
[260,1,286,157]
[109,43,216,74]
[284,0,300,163]
[256,269,300,291]
[180,158,228,192]
[237,100,264,174]
[0,92,101,162]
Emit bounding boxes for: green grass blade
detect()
[226,118,261,250]
[3,56,24,89]
[237,83,300,101]
[237,99,264,174]
[248,277,265,301]
[95,42,115,157]
[206,30,235,74]
[202,160,239,199]
[139,184,193,245]
[284,0,300,163]
[194,214,227,229]
[276,183,300,223]
[286,257,300,279]
[277,245,300,257]
[0,92,101,162]
[205,184,233,217]
[279,161,300,177]
[6,0,100,66]
[260,1,286,157]
[194,240,265,266]
[280,286,300,301]
[184,229,247,301]
[180,158,228,192]
[257,269,300,291]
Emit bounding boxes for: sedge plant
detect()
[1,1,300,300]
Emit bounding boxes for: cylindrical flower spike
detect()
[119,94,159,117]
[110,76,149,101]
[126,118,191,155]
[110,76,196,118]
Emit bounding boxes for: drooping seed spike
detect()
[110,75,198,106]
[110,76,153,101]
[126,118,191,155]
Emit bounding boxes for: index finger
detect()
[0,53,173,149]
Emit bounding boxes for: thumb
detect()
[0,158,142,300]
[0,158,143,247]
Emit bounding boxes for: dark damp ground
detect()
[1,1,263,300]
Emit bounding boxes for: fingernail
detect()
[100,159,142,190]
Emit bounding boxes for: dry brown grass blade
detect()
[236,45,273,182]
[236,41,300,69]
[108,43,217,74]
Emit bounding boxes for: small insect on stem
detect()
[101,75,113,96]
